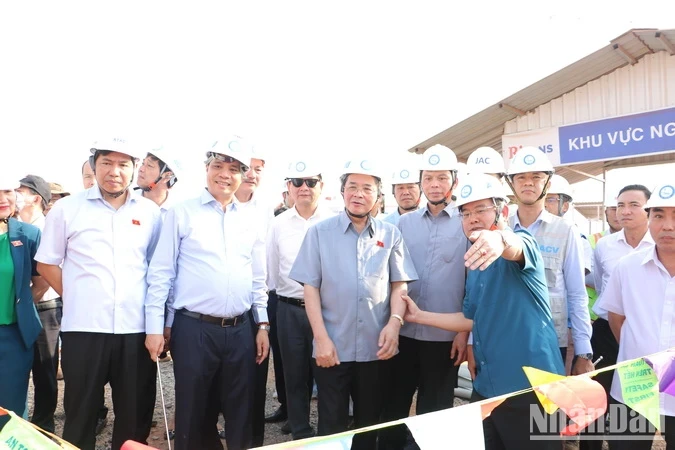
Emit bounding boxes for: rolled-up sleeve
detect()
[35,202,66,266]
[289,225,322,289]
[146,207,180,333]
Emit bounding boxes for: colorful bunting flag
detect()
[522,366,567,414]
[617,358,661,430]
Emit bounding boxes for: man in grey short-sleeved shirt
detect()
[289,158,417,450]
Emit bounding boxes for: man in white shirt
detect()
[36,138,162,450]
[581,185,654,449]
[596,182,675,449]
[267,160,332,440]
[145,137,269,450]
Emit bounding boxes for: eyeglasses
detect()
[207,152,249,171]
[545,197,561,203]
[459,206,498,220]
[288,178,320,188]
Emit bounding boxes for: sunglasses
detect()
[288,178,320,188]
[207,152,249,171]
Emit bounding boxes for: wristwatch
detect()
[258,322,271,332]
[577,353,593,360]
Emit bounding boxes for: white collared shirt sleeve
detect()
[564,230,592,354]
[35,201,67,266]
[146,206,181,333]
[251,222,269,324]
[266,219,280,292]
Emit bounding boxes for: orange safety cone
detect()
[121,440,159,450]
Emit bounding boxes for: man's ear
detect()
[501,204,510,220]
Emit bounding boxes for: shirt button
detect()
[481,361,485,365]
[358,320,363,323]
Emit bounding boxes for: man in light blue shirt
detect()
[380,144,469,450]
[145,137,269,450]
[505,147,593,376]
[289,158,417,450]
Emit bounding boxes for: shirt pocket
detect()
[439,236,465,264]
[541,254,563,289]
[365,247,392,279]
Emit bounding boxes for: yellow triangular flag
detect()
[522,366,567,414]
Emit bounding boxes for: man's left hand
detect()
[256,330,270,364]
[572,357,594,375]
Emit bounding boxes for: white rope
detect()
[156,358,172,450]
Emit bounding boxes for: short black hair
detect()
[618,184,651,201]
[93,150,134,165]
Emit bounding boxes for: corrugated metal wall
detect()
[504,51,675,134]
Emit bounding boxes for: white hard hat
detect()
[390,167,419,185]
[507,146,554,176]
[147,146,185,185]
[90,137,139,161]
[419,144,458,171]
[208,135,252,169]
[0,167,21,191]
[646,183,675,209]
[466,147,506,176]
[286,160,321,179]
[250,145,267,162]
[342,158,382,180]
[455,173,509,208]
[548,174,573,199]
[280,180,290,194]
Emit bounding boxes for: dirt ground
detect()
[27,354,665,450]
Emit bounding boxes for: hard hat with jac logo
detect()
[467,146,506,176]
[90,137,140,162]
[454,173,509,208]
[147,146,185,185]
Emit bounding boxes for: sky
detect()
[1,1,674,203]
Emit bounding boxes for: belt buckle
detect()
[221,316,238,327]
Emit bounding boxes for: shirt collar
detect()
[640,246,672,276]
[200,188,239,212]
[617,228,655,246]
[87,186,136,206]
[512,208,552,228]
[422,202,456,219]
[289,204,328,221]
[338,210,376,235]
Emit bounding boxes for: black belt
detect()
[278,295,305,308]
[36,298,62,312]
[178,309,247,327]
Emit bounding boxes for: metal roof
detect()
[408,28,675,185]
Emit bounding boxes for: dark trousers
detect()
[268,291,286,408]
[313,360,386,450]
[579,318,620,450]
[276,300,314,439]
[471,390,561,450]
[30,305,62,433]
[607,398,675,450]
[0,324,33,419]
[379,336,459,450]
[560,346,568,365]
[172,311,255,450]
[61,332,155,450]
[251,312,270,448]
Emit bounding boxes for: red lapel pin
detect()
[132,219,141,226]
[376,240,384,248]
